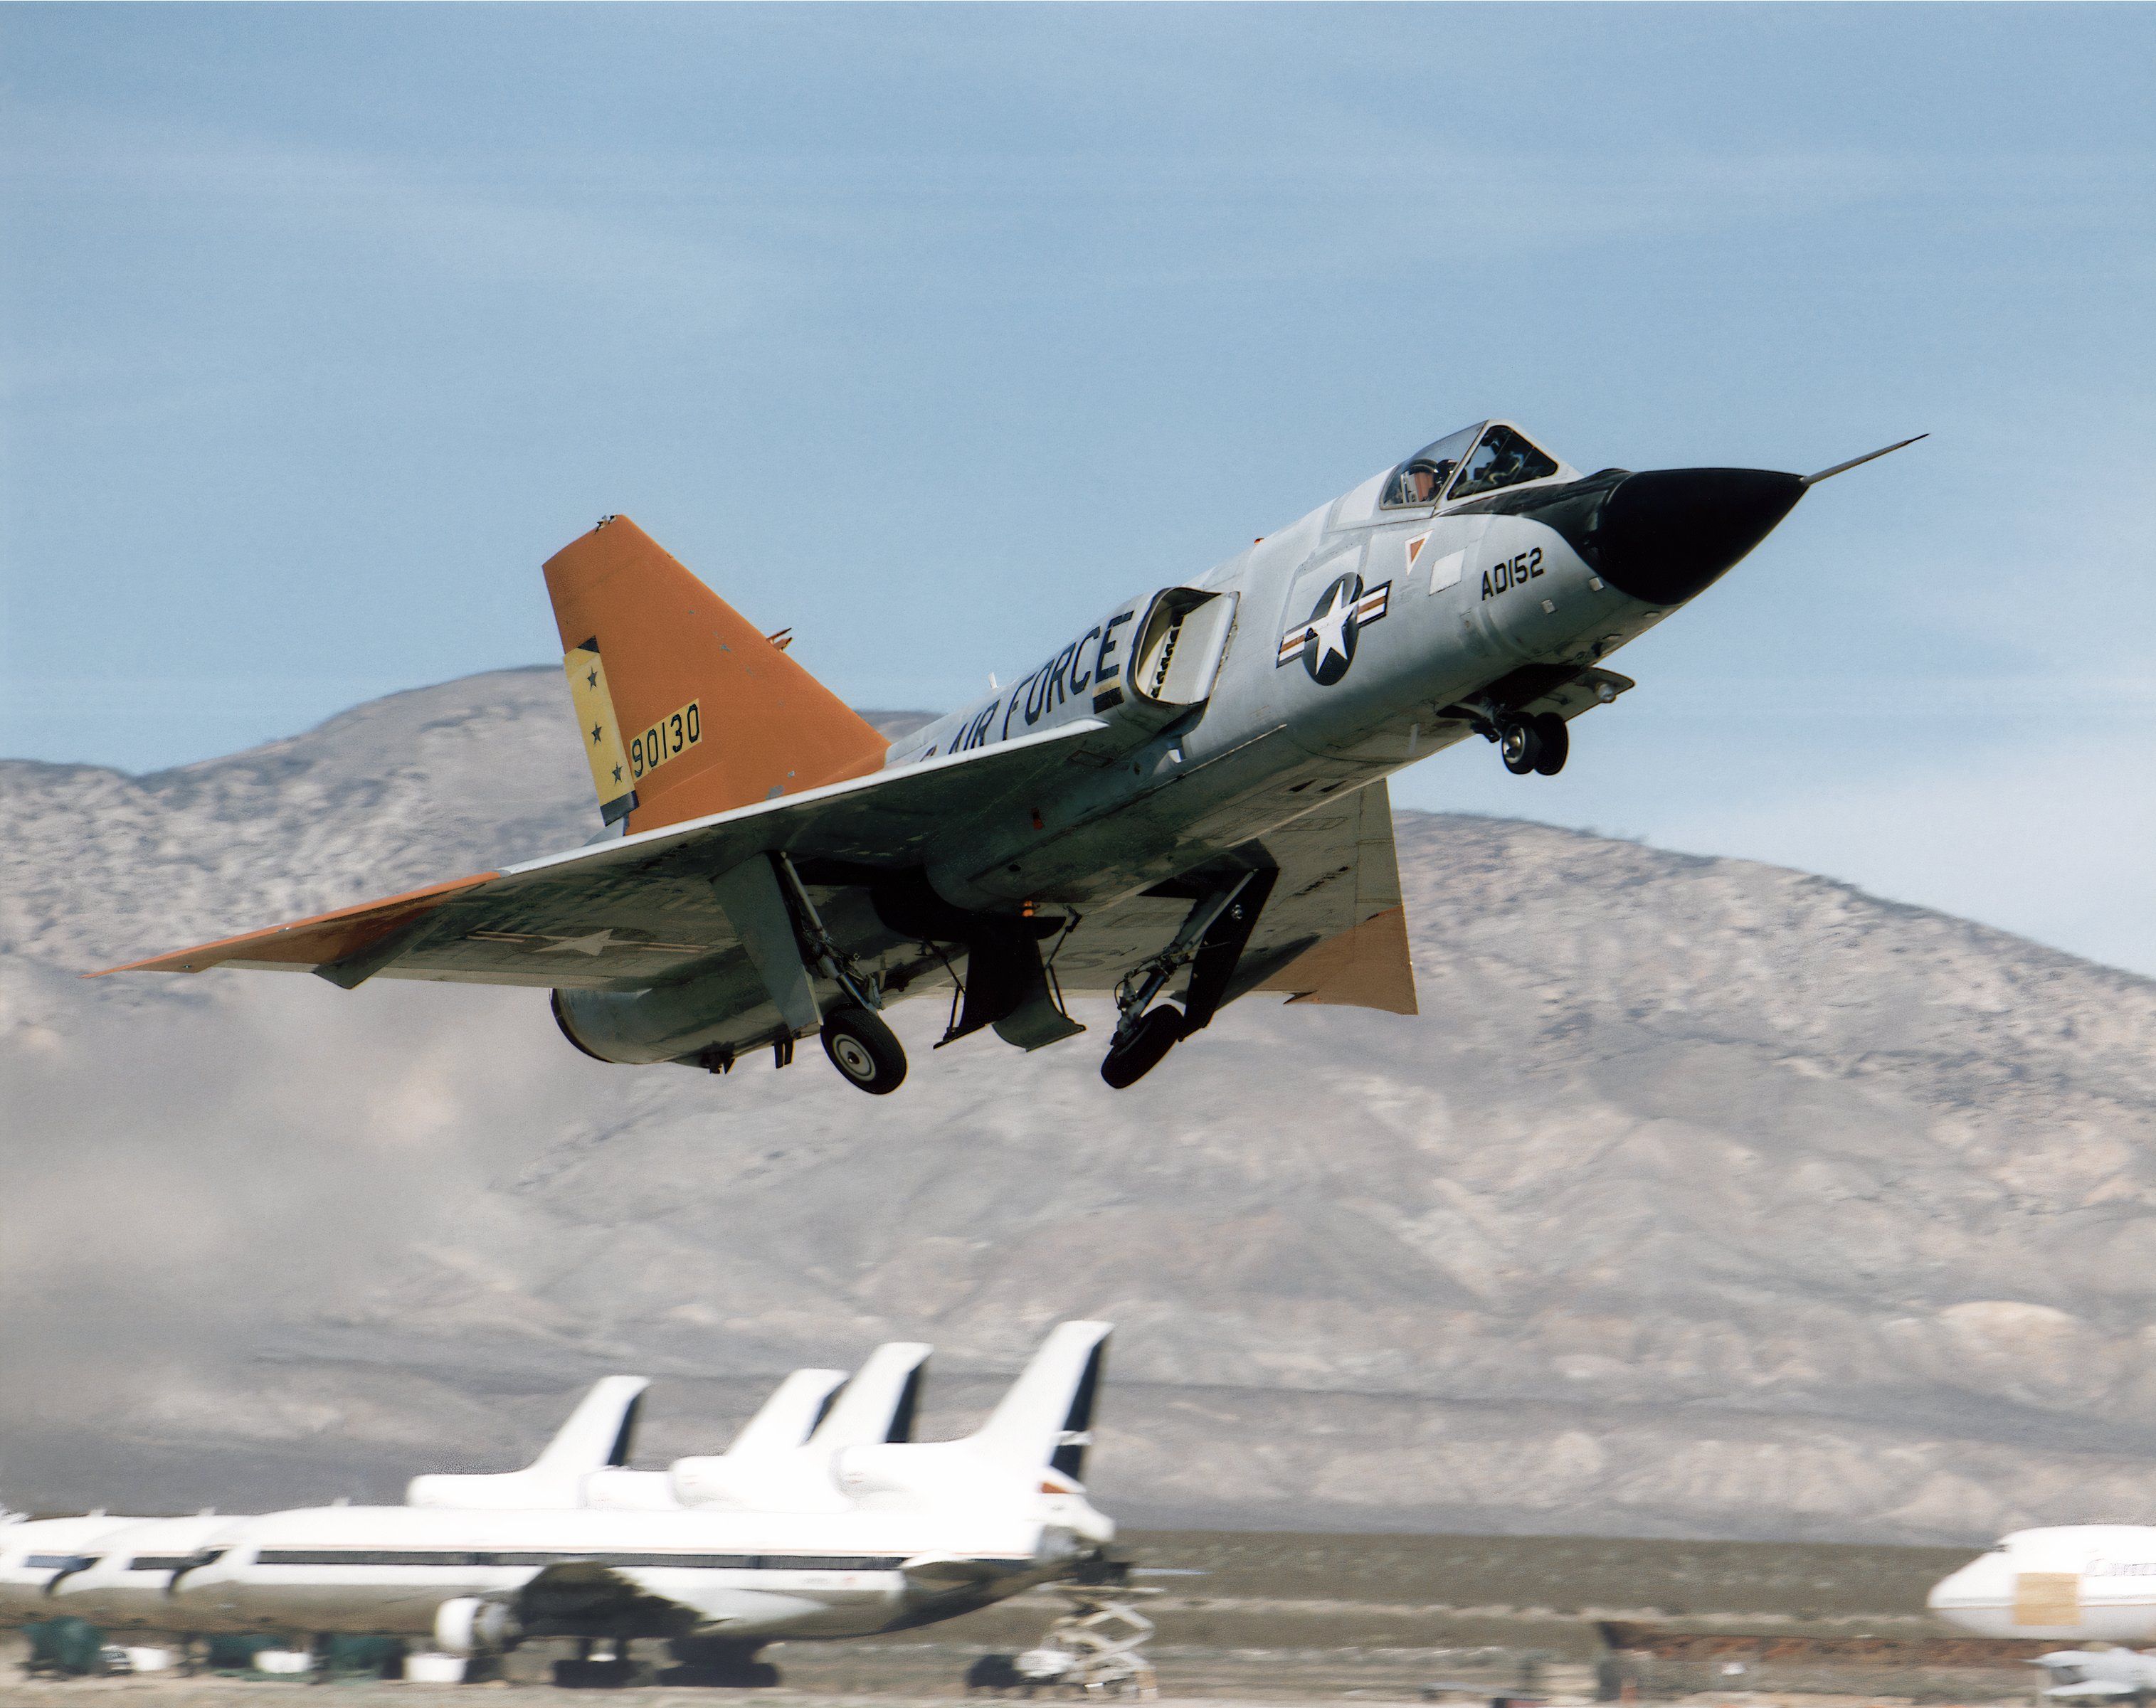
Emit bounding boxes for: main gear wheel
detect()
[820,1006,908,1095]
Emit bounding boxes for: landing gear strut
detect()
[553,1639,638,1688]
[1100,869,1277,1091]
[771,855,909,1096]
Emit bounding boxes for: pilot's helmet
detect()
[1408,459,1452,502]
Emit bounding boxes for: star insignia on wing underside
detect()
[541,929,618,956]
[591,723,603,745]
[586,667,599,689]
[465,927,709,957]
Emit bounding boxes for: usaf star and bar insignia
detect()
[1277,572,1392,686]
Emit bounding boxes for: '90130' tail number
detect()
[631,701,701,778]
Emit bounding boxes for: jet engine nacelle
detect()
[829,1441,996,1512]
[667,1454,776,1510]
[408,1470,569,1510]
[435,1596,521,1656]
[580,1468,677,1510]
[550,882,911,1067]
[667,1453,852,1514]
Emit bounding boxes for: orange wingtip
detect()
[89,871,498,977]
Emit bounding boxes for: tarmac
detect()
[0,1532,2026,1704]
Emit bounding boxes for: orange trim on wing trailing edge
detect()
[88,871,498,977]
[1262,905,1419,1016]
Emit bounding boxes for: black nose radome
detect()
[1592,467,1806,606]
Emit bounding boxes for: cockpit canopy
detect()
[1379,420,1563,510]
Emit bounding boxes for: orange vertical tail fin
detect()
[543,516,890,834]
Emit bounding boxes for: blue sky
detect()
[4,4,2154,971]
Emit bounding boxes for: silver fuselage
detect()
[901,481,1645,911]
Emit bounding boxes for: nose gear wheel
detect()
[1529,711,1568,775]
[1497,712,1568,776]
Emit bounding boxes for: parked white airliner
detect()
[45,1513,259,1637]
[168,1323,1111,1672]
[4,1369,717,1640]
[0,1513,145,1629]
[1932,1528,2156,1642]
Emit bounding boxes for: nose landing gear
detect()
[1499,711,1568,776]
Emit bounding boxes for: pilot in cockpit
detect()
[1380,423,1563,511]
[1380,423,1481,509]
[1402,460,1450,504]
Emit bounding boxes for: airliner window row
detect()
[127,1555,199,1571]
[23,1554,97,1570]
[251,1550,906,1571]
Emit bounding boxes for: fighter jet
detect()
[167,1324,1112,1682]
[100,423,1920,1093]
[1932,1527,2156,1643]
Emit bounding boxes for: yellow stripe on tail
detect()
[562,637,640,826]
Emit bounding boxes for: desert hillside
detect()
[5,667,2155,1543]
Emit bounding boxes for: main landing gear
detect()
[820,1004,907,1096]
[661,1637,780,1687]
[1101,1006,1185,1091]
[711,852,909,1097]
[1101,868,1277,1091]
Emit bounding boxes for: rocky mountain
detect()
[6,667,2156,1544]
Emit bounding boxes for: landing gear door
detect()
[1129,588,1239,708]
